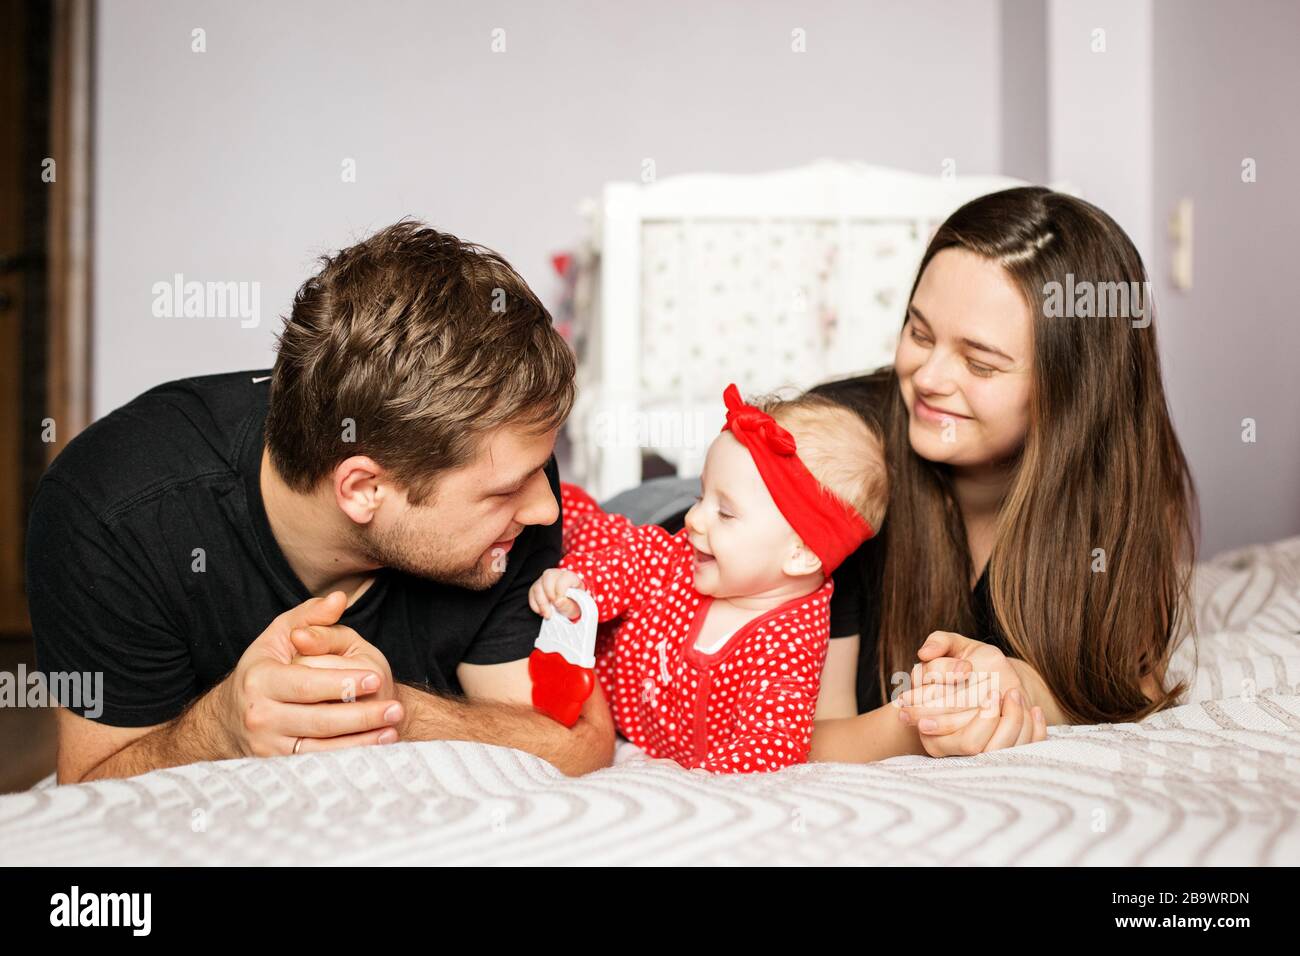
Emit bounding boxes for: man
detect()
[25,220,615,783]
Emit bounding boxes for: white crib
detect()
[568,160,1034,501]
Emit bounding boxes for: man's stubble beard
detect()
[357,521,506,591]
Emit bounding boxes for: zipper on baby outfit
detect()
[681,585,832,765]
[692,671,713,762]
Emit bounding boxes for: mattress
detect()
[2,535,1298,866]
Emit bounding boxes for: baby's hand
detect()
[528,568,586,621]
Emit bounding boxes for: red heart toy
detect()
[530,587,599,727]
[529,649,595,727]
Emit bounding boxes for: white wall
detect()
[1042,0,1300,557]
[999,0,1047,183]
[93,0,1002,414]
[1149,0,1300,557]
[1046,0,1153,261]
[92,0,1300,557]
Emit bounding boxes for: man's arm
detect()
[394,658,616,776]
[58,593,406,783]
[27,477,230,782]
[58,682,234,784]
[405,463,613,775]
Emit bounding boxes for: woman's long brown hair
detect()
[875,186,1198,724]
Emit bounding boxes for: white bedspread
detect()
[3,537,1299,866]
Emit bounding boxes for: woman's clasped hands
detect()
[894,631,1049,756]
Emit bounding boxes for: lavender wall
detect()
[1150,0,1300,556]
[91,0,1299,556]
[92,0,1003,413]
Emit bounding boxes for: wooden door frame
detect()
[0,0,94,636]
[46,0,95,454]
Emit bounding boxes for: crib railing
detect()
[572,160,1033,501]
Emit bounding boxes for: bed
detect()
[2,530,1297,866]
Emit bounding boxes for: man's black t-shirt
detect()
[25,370,562,727]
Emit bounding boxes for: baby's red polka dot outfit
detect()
[558,481,833,774]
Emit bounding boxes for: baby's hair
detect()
[750,386,889,534]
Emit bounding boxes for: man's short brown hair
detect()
[265,219,575,503]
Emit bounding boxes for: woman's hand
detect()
[898,681,1045,756]
[894,631,1048,756]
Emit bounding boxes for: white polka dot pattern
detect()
[558,482,832,774]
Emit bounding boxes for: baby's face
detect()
[683,432,817,598]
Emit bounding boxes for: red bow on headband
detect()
[720,383,875,574]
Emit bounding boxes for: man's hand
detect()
[219,591,404,757]
[288,620,398,704]
[394,659,617,776]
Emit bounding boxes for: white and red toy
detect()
[529,587,599,727]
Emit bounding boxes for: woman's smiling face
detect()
[895,247,1034,468]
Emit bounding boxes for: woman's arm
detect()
[810,703,929,762]
[1008,657,1069,725]
[814,633,861,720]
[894,631,1048,755]
[910,630,1069,726]
[810,633,928,762]
[812,632,1049,763]
[1008,655,1163,725]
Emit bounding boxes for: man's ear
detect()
[332,455,389,525]
[782,540,823,578]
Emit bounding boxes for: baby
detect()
[529,382,888,773]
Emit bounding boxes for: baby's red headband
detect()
[719,383,875,575]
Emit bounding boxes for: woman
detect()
[809,186,1198,761]
[655,186,1197,761]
